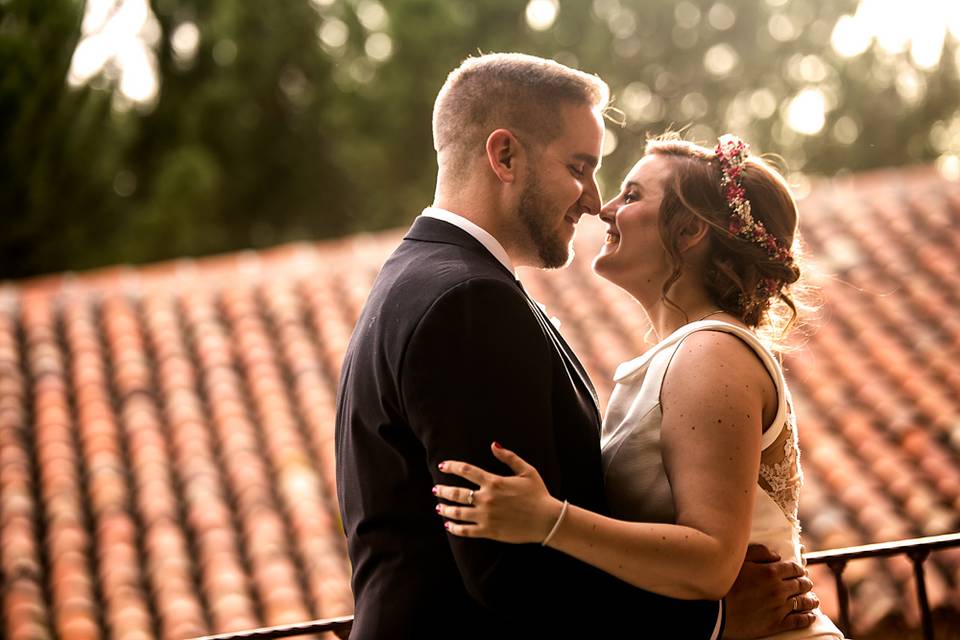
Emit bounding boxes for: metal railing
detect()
[191,532,960,640]
[804,531,960,639]
[190,615,354,640]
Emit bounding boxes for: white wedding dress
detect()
[600,320,843,639]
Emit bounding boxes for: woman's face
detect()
[593,154,674,296]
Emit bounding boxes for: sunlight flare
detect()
[832,0,960,67]
[67,0,160,107]
[525,0,559,31]
[786,88,827,136]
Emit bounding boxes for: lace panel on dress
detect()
[758,401,803,530]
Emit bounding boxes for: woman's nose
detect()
[599,199,617,222]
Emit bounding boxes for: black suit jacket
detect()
[335,216,722,639]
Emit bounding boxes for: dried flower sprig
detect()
[714,134,795,312]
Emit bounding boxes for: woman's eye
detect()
[623,192,639,204]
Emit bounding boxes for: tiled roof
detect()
[2,165,960,638]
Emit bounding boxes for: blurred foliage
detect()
[2,0,960,279]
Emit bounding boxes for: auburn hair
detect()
[645,135,807,342]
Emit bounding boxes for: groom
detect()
[336,53,817,639]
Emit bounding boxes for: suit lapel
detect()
[521,292,602,425]
[548,314,600,413]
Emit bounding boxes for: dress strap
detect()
[647,320,790,451]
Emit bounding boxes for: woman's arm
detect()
[436,331,772,600]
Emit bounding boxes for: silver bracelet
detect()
[541,500,569,546]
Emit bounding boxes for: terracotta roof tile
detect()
[3,166,960,636]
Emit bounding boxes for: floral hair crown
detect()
[714,134,794,309]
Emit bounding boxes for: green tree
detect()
[3,0,959,279]
[1,0,117,276]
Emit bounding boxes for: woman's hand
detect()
[434,442,564,544]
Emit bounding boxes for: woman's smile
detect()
[592,154,674,295]
[603,228,620,247]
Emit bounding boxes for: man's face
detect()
[514,103,604,269]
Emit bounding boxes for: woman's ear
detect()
[485,129,521,183]
[678,217,710,253]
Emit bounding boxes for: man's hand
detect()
[723,544,819,639]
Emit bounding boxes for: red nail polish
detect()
[435,504,441,513]
[444,522,451,530]
[493,441,502,449]
[431,486,438,495]
[438,462,445,471]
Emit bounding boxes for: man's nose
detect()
[580,173,602,216]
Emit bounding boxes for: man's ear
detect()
[678,217,710,253]
[485,129,521,183]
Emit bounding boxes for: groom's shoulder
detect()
[379,238,519,303]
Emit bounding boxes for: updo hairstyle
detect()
[645,136,805,337]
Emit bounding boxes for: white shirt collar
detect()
[420,207,516,277]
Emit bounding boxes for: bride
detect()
[434,135,844,639]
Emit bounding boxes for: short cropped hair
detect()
[432,53,609,179]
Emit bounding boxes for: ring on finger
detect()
[467,489,475,505]
[791,595,800,612]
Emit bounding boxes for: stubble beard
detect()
[517,172,573,269]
